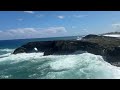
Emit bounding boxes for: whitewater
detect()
[0,48,120,79]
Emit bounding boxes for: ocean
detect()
[0,36,120,79]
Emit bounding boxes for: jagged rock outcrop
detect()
[13,34,120,66]
[13,40,104,55]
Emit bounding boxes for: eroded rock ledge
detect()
[13,34,120,67]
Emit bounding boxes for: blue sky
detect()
[0,11,120,40]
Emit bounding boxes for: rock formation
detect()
[13,34,120,67]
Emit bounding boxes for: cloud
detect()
[36,14,44,18]
[75,29,89,35]
[82,29,89,33]
[17,18,23,21]
[23,11,34,14]
[73,15,88,18]
[0,27,67,40]
[0,30,3,33]
[57,16,64,19]
[71,26,77,29]
[112,23,120,31]
[44,27,67,34]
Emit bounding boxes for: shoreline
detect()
[12,34,120,67]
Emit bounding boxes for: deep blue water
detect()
[0,36,78,49]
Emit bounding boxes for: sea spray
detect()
[0,48,14,56]
[0,51,120,79]
[0,49,15,52]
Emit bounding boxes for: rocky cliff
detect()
[12,34,120,67]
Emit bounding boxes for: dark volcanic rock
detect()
[13,40,104,55]
[13,47,27,54]
[13,41,55,54]
[82,34,120,66]
[13,34,120,67]
[103,47,120,63]
[82,34,99,39]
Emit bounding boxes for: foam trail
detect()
[103,34,120,38]
[45,53,120,79]
[0,49,14,52]
[0,52,120,79]
[0,53,11,58]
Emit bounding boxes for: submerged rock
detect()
[13,34,120,67]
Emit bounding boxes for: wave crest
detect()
[0,48,14,52]
[0,52,120,79]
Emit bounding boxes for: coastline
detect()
[12,34,120,67]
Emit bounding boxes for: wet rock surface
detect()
[13,34,120,67]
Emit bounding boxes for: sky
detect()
[0,11,120,40]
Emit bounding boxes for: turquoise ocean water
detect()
[0,36,120,79]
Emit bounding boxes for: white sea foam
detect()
[0,48,14,52]
[103,34,120,38]
[34,47,38,51]
[0,75,12,79]
[45,53,120,79]
[0,52,120,79]
[76,36,82,40]
[0,53,11,58]
[0,52,44,63]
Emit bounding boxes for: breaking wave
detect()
[0,48,14,58]
[0,51,120,79]
[0,48,14,52]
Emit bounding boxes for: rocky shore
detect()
[12,34,120,67]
